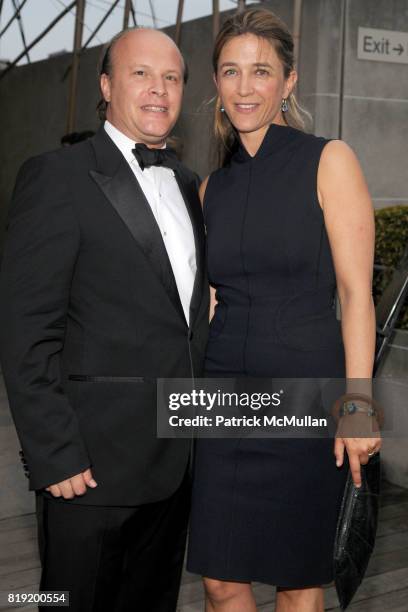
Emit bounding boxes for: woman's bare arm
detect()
[317,140,380,486]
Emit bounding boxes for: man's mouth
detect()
[141,105,168,113]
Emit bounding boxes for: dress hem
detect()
[185,563,334,589]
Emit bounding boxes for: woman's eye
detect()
[224,69,237,76]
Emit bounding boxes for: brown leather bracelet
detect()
[332,392,384,427]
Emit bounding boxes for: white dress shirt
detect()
[104,120,196,325]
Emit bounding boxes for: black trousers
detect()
[37,475,190,612]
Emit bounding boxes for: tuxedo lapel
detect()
[89,127,186,323]
[173,168,205,331]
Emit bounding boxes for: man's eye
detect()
[256,69,269,76]
[166,75,178,81]
[134,70,145,76]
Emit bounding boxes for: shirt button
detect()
[163,231,167,236]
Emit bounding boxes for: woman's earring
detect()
[281,98,288,112]
[220,106,225,113]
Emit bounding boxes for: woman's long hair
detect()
[213,7,311,166]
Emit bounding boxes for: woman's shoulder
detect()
[293,130,357,157]
[287,129,357,170]
[318,139,361,182]
[290,127,332,150]
[319,138,355,158]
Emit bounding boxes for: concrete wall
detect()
[0,45,102,254]
[2,1,408,253]
[343,1,408,207]
[298,0,408,208]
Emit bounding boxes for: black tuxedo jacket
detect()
[0,126,209,506]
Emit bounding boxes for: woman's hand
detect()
[334,414,381,487]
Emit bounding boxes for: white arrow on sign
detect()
[358,27,408,65]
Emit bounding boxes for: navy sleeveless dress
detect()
[186,124,349,587]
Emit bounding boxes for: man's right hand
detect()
[45,468,97,499]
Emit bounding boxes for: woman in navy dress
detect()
[187,8,381,612]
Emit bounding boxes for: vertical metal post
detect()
[11,0,30,63]
[292,0,302,70]
[237,0,246,12]
[66,0,86,134]
[82,0,121,50]
[338,0,348,140]
[123,0,132,29]
[148,0,157,28]
[212,0,220,41]
[130,1,137,26]
[175,0,184,46]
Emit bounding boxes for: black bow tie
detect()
[132,143,179,171]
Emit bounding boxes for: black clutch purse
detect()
[334,452,381,610]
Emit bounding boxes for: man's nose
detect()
[150,77,168,96]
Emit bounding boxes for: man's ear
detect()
[100,74,111,102]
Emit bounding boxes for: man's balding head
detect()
[101,29,187,82]
[99,28,186,147]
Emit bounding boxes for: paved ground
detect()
[0,480,407,610]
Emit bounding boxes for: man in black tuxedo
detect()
[0,28,208,611]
